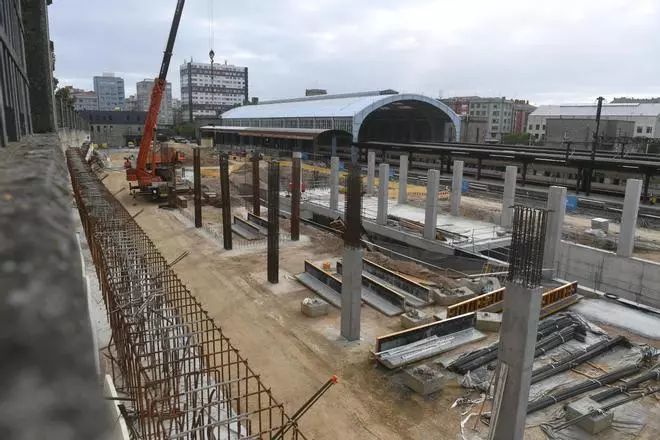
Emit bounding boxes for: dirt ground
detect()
[99,156,660,439]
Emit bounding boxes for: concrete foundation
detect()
[377,163,389,226]
[301,298,330,317]
[367,151,376,195]
[330,156,339,212]
[501,166,517,228]
[617,179,642,257]
[424,169,440,240]
[591,218,609,233]
[543,186,567,273]
[400,310,434,329]
[476,312,502,332]
[488,284,543,440]
[398,154,409,204]
[565,397,613,434]
[340,245,364,341]
[402,365,445,395]
[451,161,464,216]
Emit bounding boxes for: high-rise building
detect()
[136,79,173,126]
[172,98,183,126]
[93,73,125,110]
[179,61,248,122]
[68,88,98,111]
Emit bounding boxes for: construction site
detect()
[3,1,660,440]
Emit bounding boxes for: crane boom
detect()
[134,0,186,185]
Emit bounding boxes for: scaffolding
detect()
[67,148,306,439]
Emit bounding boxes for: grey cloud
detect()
[49,0,660,105]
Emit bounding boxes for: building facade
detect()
[179,61,248,122]
[70,88,98,111]
[80,110,146,147]
[93,73,125,110]
[125,95,138,111]
[527,103,660,143]
[441,96,535,141]
[136,79,173,126]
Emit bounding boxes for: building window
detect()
[637,126,643,134]
[542,124,546,130]
[529,124,533,130]
[646,127,652,134]
[493,111,499,116]
[535,124,540,130]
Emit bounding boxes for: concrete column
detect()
[21,0,55,133]
[543,186,567,271]
[377,163,389,225]
[398,154,409,204]
[617,179,642,257]
[424,169,440,240]
[501,166,517,228]
[489,284,543,440]
[340,245,364,341]
[331,134,337,157]
[329,157,340,212]
[451,160,464,216]
[367,151,376,195]
[291,152,302,241]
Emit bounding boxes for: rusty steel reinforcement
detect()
[220,153,233,250]
[507,205,548,288]
[268,161,280,284]
[252,154,261,216]
[193,147,202,228]
[343,162,362,247]
[291,157,301,241]
[66,148,306,440]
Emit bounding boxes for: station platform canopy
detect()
[218,90,461,143]
[199,126,351,141]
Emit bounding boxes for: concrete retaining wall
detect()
[556,241,660,309]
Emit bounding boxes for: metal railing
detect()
[0,0,32,147]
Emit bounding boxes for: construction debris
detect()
[301,297,330,317]
[402,365,445,395]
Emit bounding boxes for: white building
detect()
[136,79,173,126]
[71,89,98,111]
[527,103,660,140]
[93,73,125,110]
[179,61,248,122]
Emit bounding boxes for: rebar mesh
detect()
[67,148,305,439]
[507,206,548,288]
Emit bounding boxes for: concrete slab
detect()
[565,397,613,434]
[400,310,434,329]
[402,365,445,395]
[475,311,502,332]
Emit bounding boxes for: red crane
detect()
[126,0,186,198]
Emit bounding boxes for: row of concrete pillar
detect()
[329,154,643,266]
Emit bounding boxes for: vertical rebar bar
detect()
[291,156,301,241]
[344,163,362,247]
[268,161,280,284]
[193,147,202,228]
[507,206,548,288]
[252,153,261,216]
[220,153,232,250]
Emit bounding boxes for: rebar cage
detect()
[67,148,306,439]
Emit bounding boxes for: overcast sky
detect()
[49,0,660,105]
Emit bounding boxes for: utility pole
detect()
[586,96,604,196]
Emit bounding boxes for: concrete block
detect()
[402,365,445,395]
[301,298,330,317]
[478,277,501,294]
[565,397,613,434]
[475,312,502,332]
[433,287,476,306]
[591,218,609,233]
[400,309,434,329]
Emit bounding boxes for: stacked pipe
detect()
[527,364,641,413]
[531,336,630,384]
[449,315,581,374]
[590,368,660,402]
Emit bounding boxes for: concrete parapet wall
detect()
[556,241,660,309]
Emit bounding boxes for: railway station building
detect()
[201,90,461,153]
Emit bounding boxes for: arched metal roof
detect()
[221,92,461,140]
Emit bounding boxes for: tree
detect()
[502,132,532,145]
[175,123,196,139]
[55,85,76,106]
